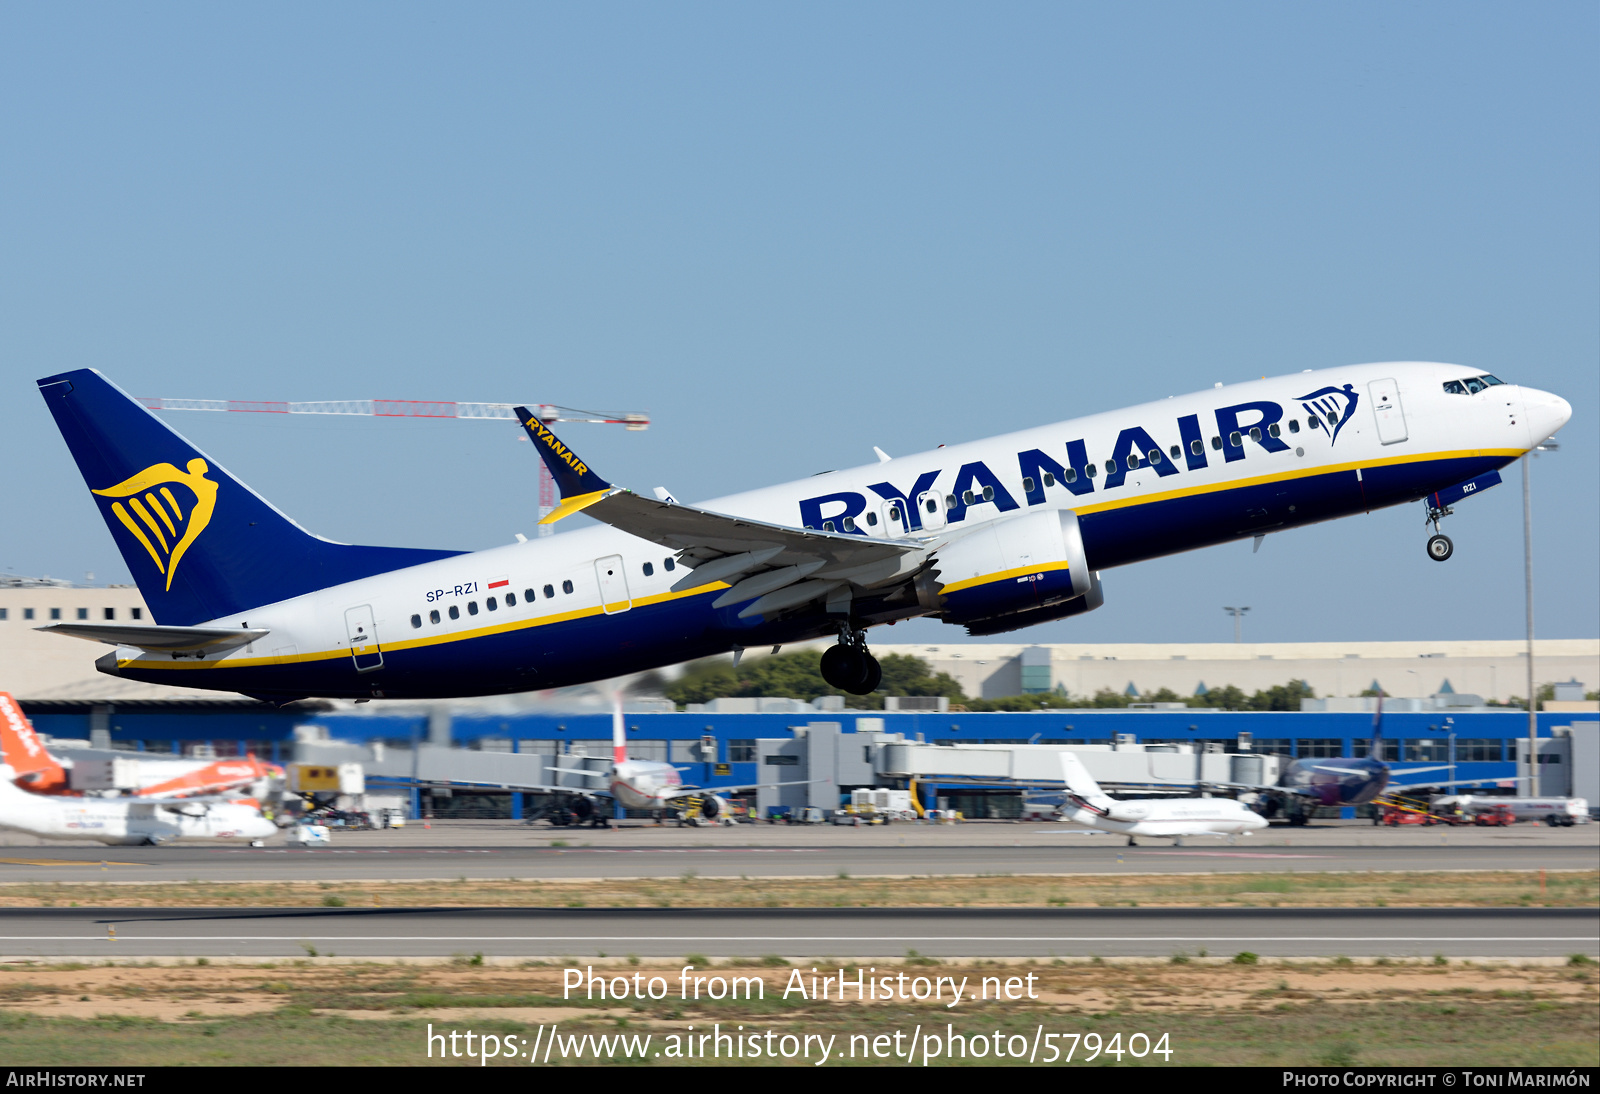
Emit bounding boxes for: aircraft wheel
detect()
[1427,534,1454,562]
[820,644,874,693]
[852,654,883,696]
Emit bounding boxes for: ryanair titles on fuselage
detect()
[796,389,1352,533]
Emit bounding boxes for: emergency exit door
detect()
[1369,378,1409,445]
[344,605,383,672]
[595,555,632,614]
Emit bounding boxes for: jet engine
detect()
[920,509,1100,633]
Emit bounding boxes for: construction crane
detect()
[138,395,650,535]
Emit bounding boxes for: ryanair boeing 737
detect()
[35,365,1569,702]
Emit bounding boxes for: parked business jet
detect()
[0,693,276,800]
[35,364,1568,702]
[1054,751,1267,846]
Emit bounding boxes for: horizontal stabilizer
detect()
[38,623,268,653]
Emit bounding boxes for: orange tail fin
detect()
[0,692,70,794]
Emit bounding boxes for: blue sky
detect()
[2,2,1595,646]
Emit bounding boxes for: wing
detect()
[516,408,925,618]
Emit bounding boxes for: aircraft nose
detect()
[1521,387,1572,447]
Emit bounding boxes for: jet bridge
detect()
[876,741,1277,791]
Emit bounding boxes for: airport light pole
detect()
[1223,606,1250,644]
[1522,442,1557,797]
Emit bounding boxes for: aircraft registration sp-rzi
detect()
[36,364,1570,702]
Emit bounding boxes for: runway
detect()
[0,907,1592,959]
[0,834,1594,884]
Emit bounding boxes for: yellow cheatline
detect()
[939,561,1073,595]
[538,488,614,525]
[117,582,731,671]
[1071,448,1521,517]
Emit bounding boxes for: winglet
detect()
[514,407,617,523]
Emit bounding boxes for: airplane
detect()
[1254,699,1514,824]
[1052,750,1268,846]
[436,697,822,826]
[33,363,1569,703]
[0,692,277,800]
[0,699,278,846]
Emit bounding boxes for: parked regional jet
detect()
[35,364,1568,702]
[1054,751,1267,846]
[0,696,277,846]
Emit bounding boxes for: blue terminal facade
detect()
[20,703,1573,814]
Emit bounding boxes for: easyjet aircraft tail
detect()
[0,693,69,794]
[37,369,464,626]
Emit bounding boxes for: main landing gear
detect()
[1424,500,1454,562]
[819,625,882,695]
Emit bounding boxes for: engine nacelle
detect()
[962,570,1103,636]
[922,509,1092,628]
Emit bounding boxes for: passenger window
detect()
[1326,410,1340,423]
[524,588,536,602]
[1307,414,1320,429]
[1268,423,1281,438]
[1442,380,1466,395]
[822,520,836,532]
[1021,476,1035,493]
[544,585,555,599]
[468,601,479,615]
[448,605,460,620]
[982,485,994,502]
[1085,463,1097,478]
[411,614,422,629]
[486,597,497,611]
[1148,448,1162,464]
[1288,420,1300,433]
[1229,431,1242,447]
[866,511,877,526]
[961,490,974,505]
[562,580,574,594]
[842,517,856,532]
[1210,436,1222,450]
[430,609,441,624]
[1168,445,1180,459]
[643,562,654,576]
[505,591,516,606]
[1191,439,1204,455]
[1063,468,1077,483]
[1249,427,1261,442]
[664,558,676,571]
[1125,454,1138,469]
[1104,460,1116,473]
[944,495,957,509]
[1042,471,1055,487]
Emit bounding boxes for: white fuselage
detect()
[1058,797,1269,839]
[0,767,277,846]
[609,758,688,811]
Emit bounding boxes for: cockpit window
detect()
[1463,376,1488,394]
[1479,373,1504,386]
[1442,380,1466,395]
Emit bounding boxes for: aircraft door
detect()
[1369,378,1408,446]
[916,490,947,531]
[595,555,632,614]
[344,605,384,672]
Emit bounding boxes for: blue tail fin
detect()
[39,369,464,625]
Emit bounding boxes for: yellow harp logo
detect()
[92,459,219,591]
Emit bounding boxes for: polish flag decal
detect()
[488,576,509,589]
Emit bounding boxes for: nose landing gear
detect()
[819,625,882,695]
[1425,501,1454,562]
